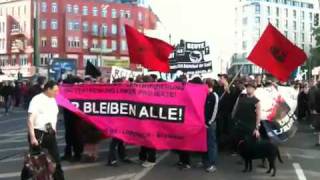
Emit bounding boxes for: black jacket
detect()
[205,91,219,127]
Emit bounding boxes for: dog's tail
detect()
[277,148,283,163]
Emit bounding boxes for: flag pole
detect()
[219,64,245,100]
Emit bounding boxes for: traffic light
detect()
[314,13,319,27]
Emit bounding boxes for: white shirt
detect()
[28,93,59,131]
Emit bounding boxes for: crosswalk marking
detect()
[293,163,307,180]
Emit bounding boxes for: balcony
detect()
[10,28,26,37]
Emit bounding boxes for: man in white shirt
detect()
[26,80,65,180]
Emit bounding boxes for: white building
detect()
[230,0,320,75]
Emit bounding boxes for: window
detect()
[285,20,288,28]
[120,10,125,18]
[112,40,117,51]
[302,33,305,42]
[276,7,279,16]
[92,6,98,16]
[310,23,313,31]
[102,40,107,49]
[276,19,279,27]
[301,44,305,50]
[138,12,143,21]
[41,37,47,47]
[242,41,247,50]
[121,25,125,36]
[242,17,247,25]
[301,11,305,20]
[112,24,117,35]
[82,22,89,32]
[294,32,297,42]
[74,21,80,31]
[293,21,296,30]
[302,22,305,31]
[126,10,131,19]
[310,12,313,21]
[92,39,98,48]
[41,20,46,30]
[51,19,58,30]
[284,30,288,37]
[75,37,80,48]
[82,6,88,15]
[83,38,88,49]
[102,24,108,36]
[255,4,260,14]
[51,37,58,48]
[66,4,72,13]
[255,17,260,24]
[112,9,117,18]
[293,10,296,18]
[92,23,98,35]
[68,21,73,30]
[51,2,58,13]
[121,39,127,51]
[285,8,288,17]
[102,8,107,17]
[41,2,47,12]
[73,5,79,14]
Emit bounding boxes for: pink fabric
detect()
[56,83,208,152]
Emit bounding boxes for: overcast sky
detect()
[148,0,237,73]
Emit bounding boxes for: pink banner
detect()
[56,83,208,152]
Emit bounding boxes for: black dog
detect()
[238,139,283,177]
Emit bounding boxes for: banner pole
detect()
[219,64,245,100]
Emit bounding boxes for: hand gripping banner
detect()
[56,83,208,152]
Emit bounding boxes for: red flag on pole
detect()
[247,23,307,81]
[125,24,174,72]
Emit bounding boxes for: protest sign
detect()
[57,83,208,151]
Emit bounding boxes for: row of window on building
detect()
[0,5,27,17]
[40,19,126,36]
[40,2,144,21]
[0,55,28,67]
[239,4,315,21]
[40,36,128,51]
[244,0,314,9]
[243,16,314,32]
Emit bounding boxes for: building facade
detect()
[230,0,320,75]
[0,0,157,78]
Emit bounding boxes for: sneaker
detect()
[142,161,156,168]
[107,160,118,167]
[175,161,183,167]
[206,166,217,173]
[180,164,191,170]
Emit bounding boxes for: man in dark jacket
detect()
[202,78,219,173]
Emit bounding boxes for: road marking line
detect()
[95,173,136,180]
[131,152,169,180]
[293,163,307,180]
[0,117,25,124]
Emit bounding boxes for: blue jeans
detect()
[4,96,11,113]
[202,124,218,167]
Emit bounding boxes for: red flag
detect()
[125,25,174,72]
[247,23,307,81]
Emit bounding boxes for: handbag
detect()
[21,149,56,180]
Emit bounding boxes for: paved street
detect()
[1,109,320,180]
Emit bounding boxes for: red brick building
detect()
[0,0,157,78]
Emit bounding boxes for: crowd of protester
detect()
[1,73,320,179]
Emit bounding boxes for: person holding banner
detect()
[232,81,261,144]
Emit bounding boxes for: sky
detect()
[148,0,237,73]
